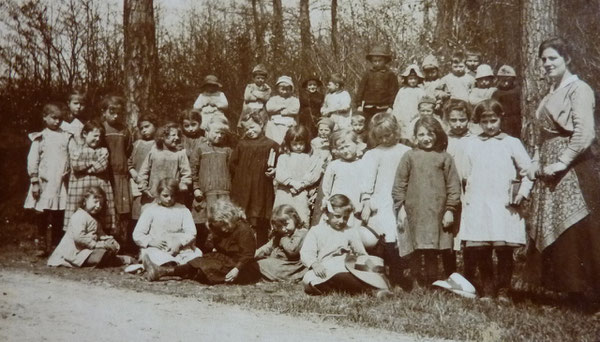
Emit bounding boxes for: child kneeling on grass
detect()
[48,186,129,268]
[300,194,391,297]
[142,198,259,284]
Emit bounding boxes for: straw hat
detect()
[475,64,494,79]
[276,75,294,89]
[366,45,391,62]
[432,272,477,298]
[497,65,516,77]
[422,54,440,69]
[345,254,390,290]
[201,75,222,88]
[252,64,268,76]
[400,64,424,78]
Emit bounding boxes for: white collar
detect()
[552,74,579,92]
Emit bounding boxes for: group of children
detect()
[25,45,533,301]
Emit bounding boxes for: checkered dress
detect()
[63,143,117,233]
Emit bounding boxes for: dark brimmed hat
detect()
[201,75,222,88]
[301,73,323,89]
[366,45,392,62]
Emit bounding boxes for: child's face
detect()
[497,76,515,90]
[448,110,469,136]
[351,120,365,134]
[406,75,419,88]
[334,137,359,161]
[158,188,175,207]
[370,56,387,68]
[164,128,181,150]
[479,114,502,137]
[277,85,293,98]
[68,97,84,118]
[203,85,219,94]
[475,76,495,89]
[103,105,122,126]
[254,74,266,87]
[207,127,226,145]
[374,130,396,147]
[243,121,263,139]
[415,126,436,150]
[274,218,296,236]
[290,140,306,153]
[317,124,332,139]
[326,81,339,93]
[465,55,480,72]
[182,119,201,137]
[418,103,435,117]
[423,67,439,81]
[138,121,156,140]
[83,128,102,148]
[83,195,103,215]
[43,106,63,131]
[326,206,352,231]
[451,61,466,77]
[306,81,319,93]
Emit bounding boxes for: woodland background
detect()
[0,0,599,213]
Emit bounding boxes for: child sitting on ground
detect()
[255,205,308,282]
[48,186,124,268]
[142,198,259,284]
[193,75,228,130]
[300,194,391,296]
[133,178,202,266]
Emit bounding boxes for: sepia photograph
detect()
[1,0,599,340]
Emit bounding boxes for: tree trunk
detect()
[331,0,338,58]
[521,0,557,150]
[251,0,265,61]
[123,0,157,130]
[271,0,284,72]
[299,0,312,67]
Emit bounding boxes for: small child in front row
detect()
[392,116,461,286]
[190,116,232,246]
[230,109,278,246]
[300,194,391,296]
[48,186,122,268]
[133,178,202,266]
[458,99,532,300]
[321,73,352,131]
[179,108,205,160]
[127,114,158,250]
[255,204,308,282]
[100,95,132,243]
[25,103,71,255]
[137,122,192,203]
[274,125,323,226]
[64,121,118,236]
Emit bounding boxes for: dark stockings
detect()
[36,210,64,253]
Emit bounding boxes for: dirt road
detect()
[0,270,442,342]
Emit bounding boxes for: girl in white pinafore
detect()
[458,99,533,299]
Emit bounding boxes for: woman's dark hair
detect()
[413,115,448,152]
[155,122,180,150]
[282,125,311,154]
[443,98,472,121]
[538,37,571,61]
[472,99,505,123]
